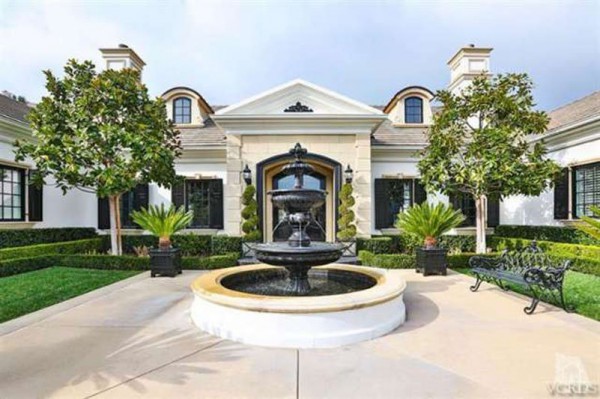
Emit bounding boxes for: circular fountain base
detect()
[190,264,406,348]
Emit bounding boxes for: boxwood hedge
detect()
[0,228,97,249]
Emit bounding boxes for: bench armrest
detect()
[523,260,571,287]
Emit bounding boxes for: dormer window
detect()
[405,97,423,124]
[173,97,191,124]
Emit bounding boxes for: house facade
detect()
[0,44,598,240]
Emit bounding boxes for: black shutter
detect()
[414,179,427,205]
[487,196,500,228]
[171,178,185,208]
[554,168,569,220]
[27,170,43,222]
[134,183,149,210]
[374,179,389,229]
[98,197,110,229]
[209,179,223,229]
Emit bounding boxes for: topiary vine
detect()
[337,183,357,241]
[241,184,261,242]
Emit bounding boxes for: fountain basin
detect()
[190,264,407,348]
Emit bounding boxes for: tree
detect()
[418,73,560,253]
[241,184,261,242]
[15,60,181,255]
[337,183,357,241]
[577,206,600,240]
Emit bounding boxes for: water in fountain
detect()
[224,143,374,296]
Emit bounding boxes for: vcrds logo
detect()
[548,354,598,397]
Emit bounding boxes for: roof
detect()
[177,117,226,147]
[0,94,31,124]
[547,91,600,132]
[371,119,428,146]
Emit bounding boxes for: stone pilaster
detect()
[225,134,243,235]
[354,133,372,237]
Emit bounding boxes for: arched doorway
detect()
[257,151,342,243]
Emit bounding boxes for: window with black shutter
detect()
[97,183,149,229]
[184,179,223,229]
[27,169,43,222]
[0,165,25,221]
[553,167,569,220]
[450,193,476,227]
[374,178,415,229]
[487,197,500,227]
[573,162,600,218]
[414,179,427,205]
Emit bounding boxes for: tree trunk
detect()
[108,195,122,255]
[475,195,487,254]
[115,194,122,255]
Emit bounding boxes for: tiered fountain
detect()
[191,144,406,348]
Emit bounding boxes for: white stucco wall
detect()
[500,136,600,226]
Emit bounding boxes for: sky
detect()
[0,0,599,111]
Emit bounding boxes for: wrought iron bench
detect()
[468,242,571,314]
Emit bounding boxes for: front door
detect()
[272,170,327,242]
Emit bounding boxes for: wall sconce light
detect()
[242,164,252,185]
[344,164,354,184]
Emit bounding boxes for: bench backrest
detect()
[499,241,552,274]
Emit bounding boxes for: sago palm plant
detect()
[131,204,193,250]
[577,206,600,240]
[396,202,465,249]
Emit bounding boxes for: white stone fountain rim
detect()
[190,264,406,314]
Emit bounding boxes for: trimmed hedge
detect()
[446,253,499,268]
[116,234,213,257]
[491,236,600,277]
[212,235,243,256]
[356,237,393,254]
[357,250,416,269]
[357,235,480,255]
[0,238,104,262]
[0,228,97,249]
[495,225,600,246]
[0,253,239,277]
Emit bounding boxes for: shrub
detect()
[494,225,600,245]
[211,235,243,256]
[438,235,478,253]
[0,238,104,262]
[116,234,212,257]
[356,237,393,254]
[576,206,600,240]
[0,256,56,277]
[357,250,416,269]
[337,183,357,241]
[0,228,97,249]
[181,253,239,270]
[241,185,261,242]
[396,202,465,248]
[131,204,193,249]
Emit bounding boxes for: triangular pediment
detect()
[215,79,383,115]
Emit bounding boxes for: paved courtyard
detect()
[1,269,598,399]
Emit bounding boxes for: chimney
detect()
[447,44,493,94]
[99,44,146,75]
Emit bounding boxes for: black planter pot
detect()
[415,247,448,276]
[150,248,182,278]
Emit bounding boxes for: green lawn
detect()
[0,267,141,323]
[452,268,600,321]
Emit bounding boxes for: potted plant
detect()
[396,202,465,276]
[131,204,193,277]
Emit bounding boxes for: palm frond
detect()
[131,204,193,239]
[395,202,465,241]
[577,206,600,240]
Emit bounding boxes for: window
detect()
[404,97,423,124]
[374,179,427,229]
[450,193,476,227]
[0,166,25,221]
[173,97,192,124]
[573,162,600,218]
[97,184,148,229]
[171,179,223,229]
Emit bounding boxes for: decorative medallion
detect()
[284,101,313,113]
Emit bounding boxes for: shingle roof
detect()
[0,94,31,124]
[177,117,226,147]
[547,91,600,132]
[371,119,428,146]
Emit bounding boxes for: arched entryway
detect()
[257,152,342,243]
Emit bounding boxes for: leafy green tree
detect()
[577,206,600,240]
[241,185,261,242]
[418,73,560,253]
[15,60,181,255]
[337,183,357,241]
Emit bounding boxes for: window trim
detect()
[184,178,223,229]
[374,178,419,229]
[572,161,600,219]
[173,97,192,124]
[0,165,26,222]
[404,96,423,124]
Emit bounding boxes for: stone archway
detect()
[257,151,342,243]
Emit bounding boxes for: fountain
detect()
[191,144,406,348]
